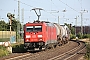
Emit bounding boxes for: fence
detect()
[0,31,16,42]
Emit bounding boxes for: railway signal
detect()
[7,13,15,36]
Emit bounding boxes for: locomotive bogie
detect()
[24,42,45,51]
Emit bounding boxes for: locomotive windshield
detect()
[26,26,42,32]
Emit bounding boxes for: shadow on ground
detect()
[12,44,26,53]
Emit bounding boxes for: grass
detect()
[0,46,10,57]
[0,42,25,57]
[85,42,90,60]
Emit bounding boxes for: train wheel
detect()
[66,40,68,43]
[39,46,42,51]
[51,44,56,49]
[57,42,61,46]
[45,45,49,50]
[62,40,64,45]
[53,44,57,48]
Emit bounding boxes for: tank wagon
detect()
[24,21,70,51]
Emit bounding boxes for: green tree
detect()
[71,26,75,35]
[64,23,75,35]
[0,20,7,31]
[7,19,21,31]
[0,19,21,31]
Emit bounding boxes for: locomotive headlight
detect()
[38,35,42,38]
[26,35,31,38]
[26,39,29,42]
[39,39,43,41]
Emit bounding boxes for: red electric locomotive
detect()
[24,21,57,51]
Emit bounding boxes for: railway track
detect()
[0,40,86,60]
[48,41,86,60]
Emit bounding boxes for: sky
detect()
[0,0,90,26]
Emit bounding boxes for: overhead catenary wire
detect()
[14,0,58,18]
[78,0,82,10]
[14,0,35,8]
[50,0,59,10]
[43,10,57,17]
[58,0,79,13]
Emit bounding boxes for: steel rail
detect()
[48,41,84,60]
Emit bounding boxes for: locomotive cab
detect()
[24,22,46,51]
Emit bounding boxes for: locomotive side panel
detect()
[45,23,57,45]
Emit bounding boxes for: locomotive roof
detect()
[25,21,55,27]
